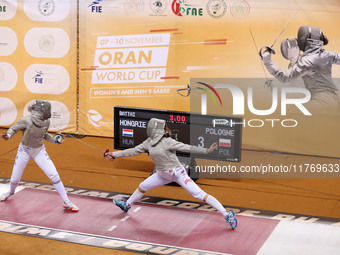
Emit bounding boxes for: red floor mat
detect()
[0,188,279,255]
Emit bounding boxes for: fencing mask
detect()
[147,118,166,145]
[32,100,52,120]
[281,38,300,67]
[297,25,328,51]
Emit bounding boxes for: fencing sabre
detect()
[56,73,113,159]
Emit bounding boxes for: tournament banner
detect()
[0,0,77,133]
[79,0,251,136]
[79,0,340,162]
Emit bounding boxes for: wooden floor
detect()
[0,128,339,254]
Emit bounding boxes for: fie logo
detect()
[33,71,44,84]
[88,0,103,13]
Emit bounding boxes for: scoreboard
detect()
[114,106,242,162]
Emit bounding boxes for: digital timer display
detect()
[169,114,186,123]
[114,106,242,162]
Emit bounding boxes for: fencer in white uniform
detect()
[262,25,340,108]
[106,118,237,229]
[0,100,79,212]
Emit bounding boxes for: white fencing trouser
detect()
[127,165,228,217]
[9,143,70,203]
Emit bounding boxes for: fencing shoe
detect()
[225,210,238,229]
[0,191,13,202]
[114,198,131,212]
[63,201,79,212]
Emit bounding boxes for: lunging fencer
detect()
[262,25,340,108]
[0,100,79,212]
[105,118,237,229]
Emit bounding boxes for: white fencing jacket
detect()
[113,137,207,172]
[264,39,340,98]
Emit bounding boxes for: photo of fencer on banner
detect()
[262,25,340,110]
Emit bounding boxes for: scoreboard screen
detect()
[114,106,242,162]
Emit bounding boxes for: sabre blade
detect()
[66,133,115,159]
[271,8,301,48]
[66,133,105,154]
[0,146,18,158]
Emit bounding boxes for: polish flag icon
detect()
[219,138,231,147]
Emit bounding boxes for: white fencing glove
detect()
[261,50,272,62]
[55,133,65,144]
